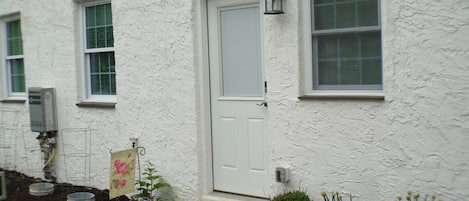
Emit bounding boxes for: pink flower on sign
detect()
[119,179,127,188]
[114,160,128,174]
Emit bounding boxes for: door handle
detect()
[256,101,268,107]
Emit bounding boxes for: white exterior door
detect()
[208,0,270,197]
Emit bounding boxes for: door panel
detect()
[248,118,265,172]
[208,0,270,197]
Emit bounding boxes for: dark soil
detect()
[1,169,130,201]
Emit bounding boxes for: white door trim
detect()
[208,0,269,197]
[195,0,269,198]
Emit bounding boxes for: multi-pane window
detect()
[5,19,26,94]
[312,0,382,90]
[84,2,115,96]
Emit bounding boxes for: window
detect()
[83,2,115,98]
[304,0,382,95]
[4,18,26,96]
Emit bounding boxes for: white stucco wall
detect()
[265,1,469,201]
[113,0,199,199]
[0,0,468,201]
[0,0,121,188]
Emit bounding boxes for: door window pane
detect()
[220,6,262,97]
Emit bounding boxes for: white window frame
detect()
[300,0,384,99]
[81,0,116,102]
[1,16,26,99]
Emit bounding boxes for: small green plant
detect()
[134,161,171,201]
[271,190,311,201]
[397,191,443,201]
[321,191,352,201]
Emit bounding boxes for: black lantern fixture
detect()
[264,0,284,15]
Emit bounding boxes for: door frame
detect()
[195,0,268,197]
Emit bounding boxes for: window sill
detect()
[299,90,385,100]
[0,97,26,103]
[76,101,116,108]
[201,192,268,201]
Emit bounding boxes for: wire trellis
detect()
[21,124,46,177]
[0,107,21,170]
[60,128,97,187]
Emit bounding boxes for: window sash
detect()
[313,0,380,31]
[7,58,26,93]
[83,2,116,97]
[85,52,116,96]
[84,3,114,50]
[310,0,382,91]
[6,19,23,56]
[3,18,26,96]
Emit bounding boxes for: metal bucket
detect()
[67,192,95,201]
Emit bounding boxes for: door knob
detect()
[256,101,268,107]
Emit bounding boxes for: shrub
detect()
[271,190,311,201]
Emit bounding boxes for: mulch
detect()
[1,169,130,201]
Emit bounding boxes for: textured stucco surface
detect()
[0,0,199,200]
[265,1,469,200]
[0,0,468,201]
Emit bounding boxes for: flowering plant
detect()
[321,191,352,201]
[397,191,443,201]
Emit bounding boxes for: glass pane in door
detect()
[220,6,262,97]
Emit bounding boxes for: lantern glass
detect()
[264,0,284,14]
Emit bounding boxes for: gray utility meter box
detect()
[28,87,58,132]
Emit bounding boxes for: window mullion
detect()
[84,47,114,53]
[94,6,98,48]
[312,26,380,36]
[333,2,337,29]
[358,34,363,84]
[337,36,341,85]
[6,55,23,60]
[354,1,358,27]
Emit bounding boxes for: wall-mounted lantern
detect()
[264,0,284,15]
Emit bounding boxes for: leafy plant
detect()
[134,161,171,201]
[271,190,311,201]
[397,191,443,201]
[321,191,352,201]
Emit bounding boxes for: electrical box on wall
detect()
[28,87,58,132]
[275,167,290,183]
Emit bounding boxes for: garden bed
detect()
[1,169,130,201]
